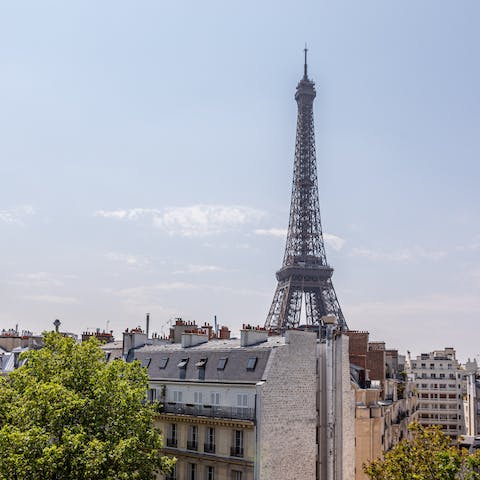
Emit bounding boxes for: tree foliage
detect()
[0,332,175,480]
[364,423,480,480]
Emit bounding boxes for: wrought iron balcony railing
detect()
[187,441,198,451]
[230,446,244,457]
[204,443,216,453]
[160,403,255,421]
[166,438,177,448]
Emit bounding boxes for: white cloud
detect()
[94,208,160,220]
[95,205,264,237]
[173,264,226,274]
[0,205,35,225]
[105,252,150,267]
[155,205,264,237]
[254,228,287,237]
[349,246,447,262]
[10,272,68,288]
[324,233,346,251]
[23,294,78,304]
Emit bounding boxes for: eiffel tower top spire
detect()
[265,51,347,332]
[304,44,308,79]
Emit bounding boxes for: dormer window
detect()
[178,358,189,368]
[217,357,228,370]
[159,357,169,369]
[195,358,207,368]
[246,357,257,371]
[141,358,151,368]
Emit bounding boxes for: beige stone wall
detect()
[355,408,383,480]
[155,415,254,480]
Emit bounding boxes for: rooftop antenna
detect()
[304,43,308,79]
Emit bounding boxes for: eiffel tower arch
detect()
[265,50,347,332]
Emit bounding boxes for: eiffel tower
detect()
[265,49,347,332]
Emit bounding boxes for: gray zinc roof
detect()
[131,338,285,383]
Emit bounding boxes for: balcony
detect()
[204,443,216,454]
[166,438,177,448]
[160,403,255,421]
[187,441,198,451]
[230,446,244,457]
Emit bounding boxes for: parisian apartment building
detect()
[405,347,471,439]
[103,318,355,480]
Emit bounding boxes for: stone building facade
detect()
[346,331,418,480]
[103,318,355,480]
[406,347,466,438]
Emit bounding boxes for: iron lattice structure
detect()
[265,52,347,332]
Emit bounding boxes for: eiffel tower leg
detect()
[266,282,288,329]
[285,286,303,328]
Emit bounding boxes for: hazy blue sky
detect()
[1,1,479,361]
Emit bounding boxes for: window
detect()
[246,357,257,371]
[178,358,189,368]
[231,430,244,457]
[217,357,228,370]
[141,358,151,368]
[188,463,197,480]
[147,388,157,402]
[173,391,183,402]
[431,373,436,379]
[178,358,189,380]
[206,427,215,446]
[232,471,242,480]
[210,392,220,405]
[167,423,177,447]
[237,394,248,407]
[188,426,198,451]
[206,466,215,480]
[194,391,203,404]
[197,359,206,381]
[195,358,207,368]
[440,373,445,378]
[421,363,426,368]
[159,357,169,369]
[205,427,216,453]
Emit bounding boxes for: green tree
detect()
[0,332,175,480]
[364,423,480,480]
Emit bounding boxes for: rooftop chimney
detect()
[240,326,268,347]
[181,332,209,348]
